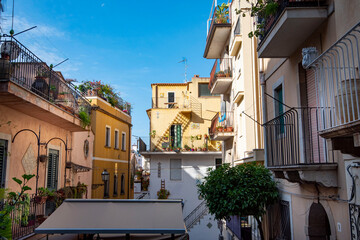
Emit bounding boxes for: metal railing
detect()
[209,58,233,90]
[209,111,234,137]
[259,0,325,42]
[152,97,191,109]
[0,195,47,240]
[0,36,91,117]
[305,22,360,131]
[85,90,131,115]
[349,203,360,240]
[264,107,334,167]
[206,4,231,36]
[184,201,208,230]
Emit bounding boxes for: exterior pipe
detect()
[260,72,268,168]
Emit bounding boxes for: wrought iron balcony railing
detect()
[85,90,131,115]
[259,0,325,42]
[151,97,191,109]
[264,107,334,167]
[304,21,360,132]
[208,58,233,90]
[0,37,91,117]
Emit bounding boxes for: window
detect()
[170,125,181,148]
[47,149,59,190]
[104,177,110,198]
[0,139,8,188]
[114,130,119,149]
[168,92,175,108]
[215,158,222,169]
[120,174,125,194]
[105,126,111,147]
[170,159,182,181]
[114,163,118,196]
[199,83,211,97]
[121,132,126,151]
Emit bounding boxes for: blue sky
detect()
[1,0,225,144]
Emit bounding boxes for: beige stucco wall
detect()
[70,131,94,198]
[0,104,90,194]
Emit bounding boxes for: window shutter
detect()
[47,149,59,190]
[0,140,7,188]
[170,159,181,180]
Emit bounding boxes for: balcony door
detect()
[168,92,175,108]
[170,124,181,148]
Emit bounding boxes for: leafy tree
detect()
[198,163,278,240]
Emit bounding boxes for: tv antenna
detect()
[178,57,188,83]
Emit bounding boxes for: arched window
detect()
[120,174,125,195]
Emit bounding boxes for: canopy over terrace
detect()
[35,199,187,240]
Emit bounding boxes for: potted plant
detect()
[196,134,202,140]
[157,189,170,199]
[142,179,149,191]
[214,3,229,24]
[150,130,156,138]
[57,92,68,100]
[184,145,191,151]
[217,126,224,132]
[227,126,233,132]
[163,134,169,141]
[216,71,226,77]
[35,187,50,204]
[204,134,209,140]
[39,154,48,163]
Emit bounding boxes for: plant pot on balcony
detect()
[217,127,224,132]
[335,78,360,123]
[226,127,233,132]
[34,196,47,204]
[39,155,48,163]
[32,76,49,98]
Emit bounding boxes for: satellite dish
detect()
[1,41,20,60]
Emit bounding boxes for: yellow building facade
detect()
[88,97,133,199]
[148,76,221,151]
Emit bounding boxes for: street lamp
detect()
[101,169,109,181]
[101,169,109,198]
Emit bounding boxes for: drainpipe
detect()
[260,71,268,168]
[127,124,131,199]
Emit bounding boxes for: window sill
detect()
[114,148,119,150]
[104,146,111,148]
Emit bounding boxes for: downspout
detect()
[127,124,131,199]
[260,66,267,168]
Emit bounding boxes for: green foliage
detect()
[79,108,91,128]
[0,174,35,239]
[236,0,279,38]
[157,189,170,199]
[37,187,55,197]
[198,163,278,220]
[214,3,229,23]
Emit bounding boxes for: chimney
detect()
[194,74,199,78]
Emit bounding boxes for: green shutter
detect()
[47,149,59,190]
[0,140,7,188]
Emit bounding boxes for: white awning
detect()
[35,199,187,237]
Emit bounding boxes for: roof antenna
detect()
[50,58,69,69]
[178,57,188,83]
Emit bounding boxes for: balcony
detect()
[208,58,233,95]
[151,97,191,111]
[303,22,360,143]
[204,6,231,59]
[257,0,327,58]
[209,111,234,141]
[264,108,337,187]
[0,37,91,131]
